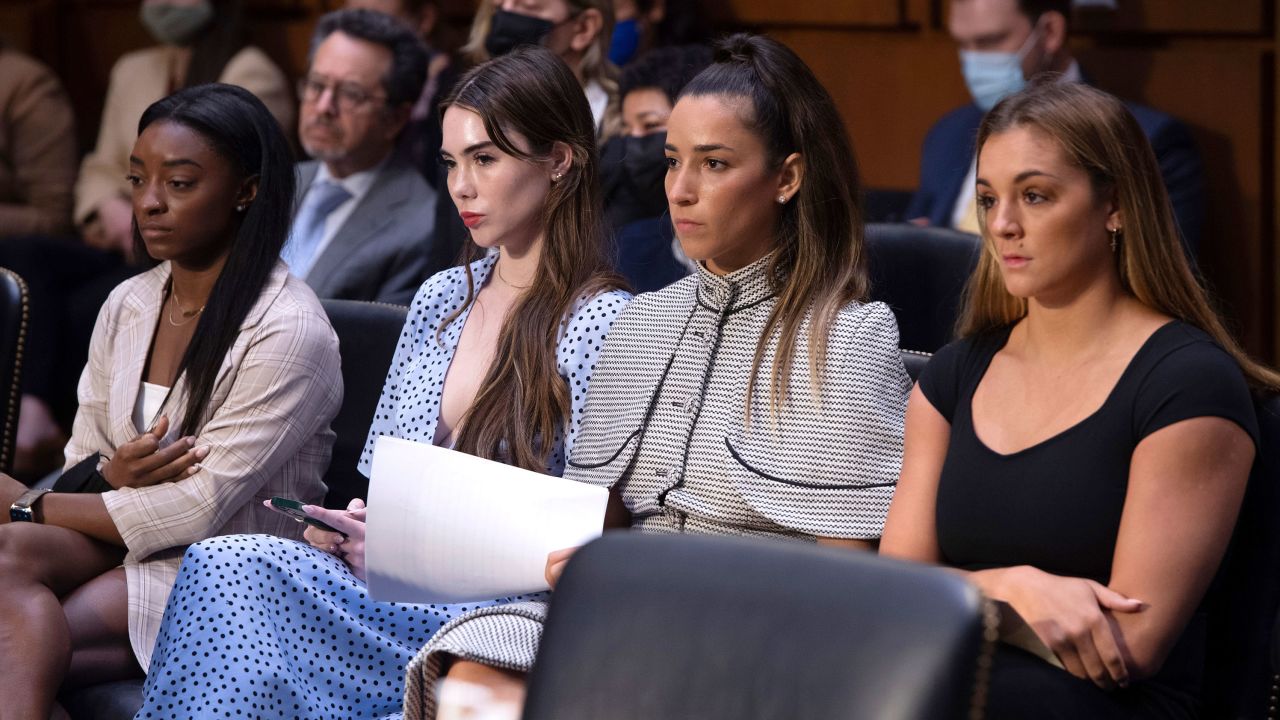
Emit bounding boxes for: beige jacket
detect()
[74,45,294,225]
[64,261,342,668]
[0,48,76,236]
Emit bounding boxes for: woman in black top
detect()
[881,80,1279,719]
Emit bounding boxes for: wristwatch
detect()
[9,488,50,523]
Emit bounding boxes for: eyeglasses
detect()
[297,76,386,113]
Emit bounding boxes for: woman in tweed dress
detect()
[0,84,342,719]
[408,33,912,719]
[135,48,631,720]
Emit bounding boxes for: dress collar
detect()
[694,252,778,314]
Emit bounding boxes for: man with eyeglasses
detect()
[286,8,447,305]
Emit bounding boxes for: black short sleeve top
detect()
[918,320,1258,583]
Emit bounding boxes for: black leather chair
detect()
[863,188,915,224]
[524,532,995,720]
[0,267,28,476]
[865,223,981,354]
[319,299,408,509]
[60,300,409,720]
[901,348,930,383]
[1202,394,1280,719]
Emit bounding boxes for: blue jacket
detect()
[906,99,1204,256]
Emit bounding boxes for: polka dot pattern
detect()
[136,534,542,719]
[137,257,630,719]
[357,252,632,476]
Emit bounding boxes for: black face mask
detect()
[622,131,669,195]
[601,131,669,224]
[485,9,556,58]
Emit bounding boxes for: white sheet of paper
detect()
[365,436,609,604]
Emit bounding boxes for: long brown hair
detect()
[958,80,1280,391]
[681,33,870,408]
[441,46,624,471]
[462,0,621,138]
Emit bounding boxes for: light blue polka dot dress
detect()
[135,254,630,719]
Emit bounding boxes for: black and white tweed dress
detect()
[403,255,911,718]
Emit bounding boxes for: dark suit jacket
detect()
[615,215,690,294]
[906,97,1204,256]
[295,157,445,305]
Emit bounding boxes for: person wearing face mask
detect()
[608,0,713,67]
[79,0,293,258]
[0,0,293,483]
[906,0,1203,258]
[426,0,622,279]
[601,44,711,291]
[463,0,619,138]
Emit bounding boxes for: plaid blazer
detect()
[64,260,342,668]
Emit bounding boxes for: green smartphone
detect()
[269,497,347,537]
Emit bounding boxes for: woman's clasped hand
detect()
[986,565,1147,689]
[100,415,208,489]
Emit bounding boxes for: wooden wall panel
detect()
[0,0,59,57]
[0,4,38,53]
[727,0,902,28]
[1074,0,1269,36]
[1081,44,1272,352]
[771,31,968,190]
[1272,8,1278,362]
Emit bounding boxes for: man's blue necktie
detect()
[283,180,352,279]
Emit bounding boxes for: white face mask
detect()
[140,0,215,47]
[959,25,1042,111]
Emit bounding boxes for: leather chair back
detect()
[525,533,995,720]
[320,299,408,509]
[865,223,981,353]
[0,267,28,476]
[863,188,915,224]
[901,348,931,382]
[1202,394,1280,719]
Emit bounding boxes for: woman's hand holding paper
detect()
[544,546,579,590]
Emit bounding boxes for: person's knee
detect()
[0,523,50,584]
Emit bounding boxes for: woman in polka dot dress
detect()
[135,47,631,720]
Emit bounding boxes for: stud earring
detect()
[1109,226,1121,252]
[777,195,787,204]
[236,203,247,212]
[552,172,564,183]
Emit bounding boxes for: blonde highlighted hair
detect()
[958,80,1280,392]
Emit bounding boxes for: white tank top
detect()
[132,382,170,434]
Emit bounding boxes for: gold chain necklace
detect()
[495,262,532,290]
[167,285,206,327]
